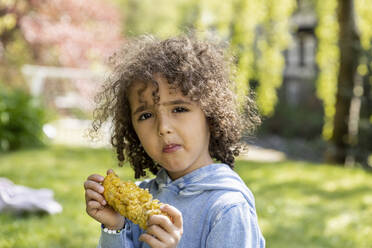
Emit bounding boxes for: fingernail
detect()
[102,200,106,205]
[99,187,104,193]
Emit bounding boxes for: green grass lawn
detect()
[0,146,371,248]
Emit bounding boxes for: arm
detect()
[84,170,125,229]
[84,169,136,248]
[97,219,143,248]
[97,205,183,248]
[206,202,265,248]
[97,227,125,248]
[87,171,182,248]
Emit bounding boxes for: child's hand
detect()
[84,169,124,230]
[139,204,183,248]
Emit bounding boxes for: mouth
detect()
[162,144,182,153]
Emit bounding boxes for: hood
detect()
[154,163,256,210]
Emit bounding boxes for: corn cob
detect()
[102,172,167,230]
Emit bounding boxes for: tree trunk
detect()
[328,0,361,164]
[357,54,372,168]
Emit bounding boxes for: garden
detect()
[1,0,372,247]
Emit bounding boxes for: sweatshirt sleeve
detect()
[97,228,125,248]
[97,220,144,248]
[206,202,265,248]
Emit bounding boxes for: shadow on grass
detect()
[0,210,49,220]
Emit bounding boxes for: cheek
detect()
[135,126,156,152]
[194,115,210,138]
[134,127,147,143]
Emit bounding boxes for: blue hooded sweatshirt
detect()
[98,163,265,248]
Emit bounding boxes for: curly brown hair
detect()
[91,34,260,178]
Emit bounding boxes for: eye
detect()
[173,106,189,113]
[138,112,152,121]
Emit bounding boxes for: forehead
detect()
[128,76,185,106]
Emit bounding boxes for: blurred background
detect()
[0,0,372,247]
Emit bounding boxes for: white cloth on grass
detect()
[0,177,62,214]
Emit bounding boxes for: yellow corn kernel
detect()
[102,172,167,230]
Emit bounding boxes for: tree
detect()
[316,0,372,166]
[0,1,33,88]
[0,0,124,69]
[329,0,360,164]
[195,0,297,114]
[1,0,124,109]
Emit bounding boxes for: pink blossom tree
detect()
[19,0,124,68]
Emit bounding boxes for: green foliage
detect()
[315,0,372,141]
[256,0,296,116]
[229,0,264,110]
[119,0,188,38]
[0,13,16,35]
[1,146,372,247]
[355,0,372,50]
[0,85,47,152]
[3,30,33,67]
[314,0,339,140]
[195,0,296,115]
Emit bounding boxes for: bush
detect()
[0,85,47,152]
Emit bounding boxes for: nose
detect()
[157,111,173,137]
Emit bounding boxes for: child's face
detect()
[128,74,213,180]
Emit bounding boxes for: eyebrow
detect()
[132,99,192,115]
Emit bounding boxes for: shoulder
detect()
[206,198,265,247]
[208,190,249,223]
[206,191,263,241]
[211,190,247,208]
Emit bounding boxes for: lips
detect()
[162,144,181,153]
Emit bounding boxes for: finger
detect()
[85,189,106,205]
[148,214,174,234]
[107,169,114,175]
[84,180,105,193]
[86,174,105,183]
[161,204,183,229]
[139,233,163,247]
[87,200,104,211]
[146,224,169,243]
